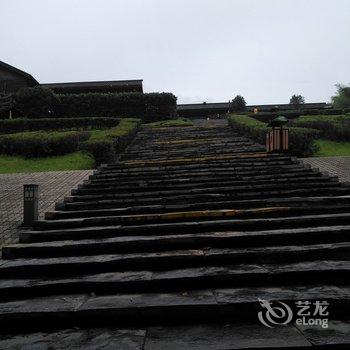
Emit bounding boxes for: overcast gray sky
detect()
[1,0,349,104]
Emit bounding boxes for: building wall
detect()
[0,67,31,93]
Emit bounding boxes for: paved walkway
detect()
[301,156,350,183]
[0,170,92,248]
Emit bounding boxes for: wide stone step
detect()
[126,142,257,154]
[35,205,350,230]
[100,153,293,171]
[20,212,350,243]
[5,225,350,259]
[57,187,350,211]
[95,158,298,175]
[51,195,350,219]
[90,166,312,182]
[65,182,343,203]
[82,171,324,190]
[0,259,348,300]
[118,152,276,167]
[7,320,350,350]
[74,176,334,195]
[0,284,348,333]
[125,141,257,151]
[121,150,264,166]
[121,146,262,160]
[87,169,320,187]
[89,169,312,185]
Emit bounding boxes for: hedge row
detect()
[79,118,141,165]
[249,108,348,123]
[228,114,320,157]
[57,93,176,122]
[14,87,177,122]
[0,118,120,134]
[0,131,90,158]
[291,115,350,141]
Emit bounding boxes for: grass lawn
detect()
[314,140,350,157]
[0,152,95,174]
[147,118,193,128]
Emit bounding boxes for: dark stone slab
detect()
[6,224,350,259]
[213,285,346,305]
[296,320,350,346]
[144,323,311,349]
[0,328,146,350]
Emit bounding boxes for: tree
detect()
[289,94,305,107]
[15,86,61,118]
[331,83,350,109]
[230,95,246,112]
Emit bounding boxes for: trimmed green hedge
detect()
[228,114,320,156]
[249,109,346,123]
[249,111,301,122]
[0,131,90,158]
[80,118,141,165]
[291,115,350,141]
[13,88,177,122]
[0,118,120,134]
[57,92,176,122]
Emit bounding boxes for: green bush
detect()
[80,118,141,165]
[15,87,61,118]
[0,131,90,158]
[57,92,176,122]
[249,110,301,122]
[12,88,177,122]
[249,108,345,123]
[291,115,350,141]
[228,114,320,156]
[0,117,120,134]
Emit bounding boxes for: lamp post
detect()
[23,184,39,227]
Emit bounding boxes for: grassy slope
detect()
[0,152,95,174]
[314,140,350,157]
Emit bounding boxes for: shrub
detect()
[228,114,320,156]
[0,131,90,158]
[15,87,61,118]
[321,109,343,115]
[291,115,350,141]
[11,88,177,122]
[0,117,120,134]
[80,118,141,165]
[57,92,176,122]
[249,110,301,123]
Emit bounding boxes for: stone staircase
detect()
[1,125,350,348]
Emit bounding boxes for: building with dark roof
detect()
[177,101,329,117]
[0,60,39,93]
[0,60,143,94]
[40,80,143,94]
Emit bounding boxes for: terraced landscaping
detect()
[1,123,350,348]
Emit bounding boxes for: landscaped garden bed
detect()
[0,118,140,173]
[228,114,320,157]
[290,114,350,157]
